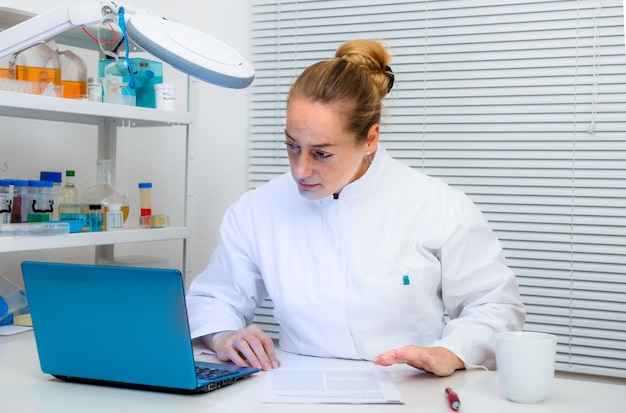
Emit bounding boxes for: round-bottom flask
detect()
[79,160,129,230]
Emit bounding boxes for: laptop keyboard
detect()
[195,366,233,380]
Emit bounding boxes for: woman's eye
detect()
[285,142,300,152]
[314,151,332,160]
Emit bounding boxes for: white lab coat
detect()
[186,145,525,369]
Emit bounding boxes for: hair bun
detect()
[384,65,394,94]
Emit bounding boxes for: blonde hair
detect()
[287,39,393,141]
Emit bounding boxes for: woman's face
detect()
[285,97,378,200]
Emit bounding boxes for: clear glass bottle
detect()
[61,170,79,205]
[78,160,129,230]
[88,204,103,232]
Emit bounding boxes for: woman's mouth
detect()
[297,181,319,191]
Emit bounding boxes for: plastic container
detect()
[0,274,28,326]
[59,203,90,232]
[138,182,152,229]
[57,49,87,99]
[106,203,123,231]
[148,214,169,228]
[47,41,87,99]
[0,179,12,224]
[101,60,136,106]
[10,179,29,223]
[56,219,85,233]
[27,180,54,222]
[0,222,69,237]
[87,77,102,102]
[79,160,129,230]
[98,58,162,108]
[9,43,61,91]
[139,182,152,217]
[40,171,63,220]
[155,83,176,110]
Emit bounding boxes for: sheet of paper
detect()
[0,325,33,336]
[263,368,404,404]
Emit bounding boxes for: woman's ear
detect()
[365,123,380,154]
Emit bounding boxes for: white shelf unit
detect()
[0,9,197,282]
[0,90,197,280]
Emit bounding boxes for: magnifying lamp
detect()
[0,2,254,89]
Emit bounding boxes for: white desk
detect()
[2,331,624,413]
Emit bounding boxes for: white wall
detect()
[0,0,251,286]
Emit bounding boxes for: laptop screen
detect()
[21,262,199,390]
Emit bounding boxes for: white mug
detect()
[495,331,557,404]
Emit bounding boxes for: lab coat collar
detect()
[323,144,388,203]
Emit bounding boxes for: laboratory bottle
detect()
[48,41,87,99]
[0,179,12,224]
[87,77,102,102]
[139,182,152,216]
[138,182,152,228]
[61,170,79,205]
[106,203,124,231]
[10,180,29,223]
[79,160,129,230]
[40,171,63,221]
[27,180,54,222]
[88,204,104,232]
[0,274,28,326]
[9,42,61,88]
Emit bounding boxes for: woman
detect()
[186,39,525,377]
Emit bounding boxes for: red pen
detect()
[445,387,461,411]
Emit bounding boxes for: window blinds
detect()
[249,0,626,379]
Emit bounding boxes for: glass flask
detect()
[79,160,129,230]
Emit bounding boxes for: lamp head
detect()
[0,2,254,89]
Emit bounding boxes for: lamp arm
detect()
[0,2,114,60]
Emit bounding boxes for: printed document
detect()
[0,325,32,335]
[263,368,404,404]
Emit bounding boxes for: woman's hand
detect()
[372,346,464,377]
[202,324,281,371]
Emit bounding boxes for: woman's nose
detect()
[292,153,314,178]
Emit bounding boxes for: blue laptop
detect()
[21,261,258,394]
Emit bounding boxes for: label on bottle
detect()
[87,81,102,102]
[106,210,123,231]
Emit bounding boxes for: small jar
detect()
[27,180,55,222]
[87,77,102,102]
[106,203,123,231]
